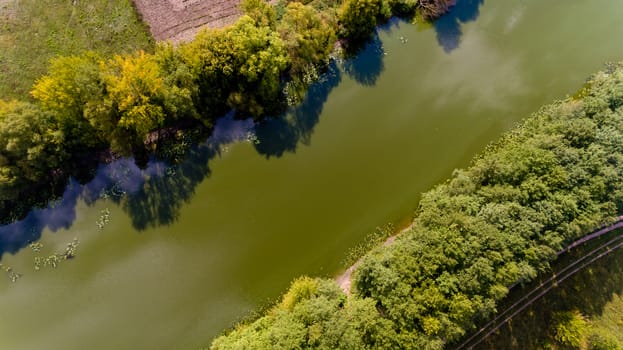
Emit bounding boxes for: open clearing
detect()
[0,0,153,99]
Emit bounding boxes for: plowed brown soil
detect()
[132,0,240,44]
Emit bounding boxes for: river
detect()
[2,1,623,349]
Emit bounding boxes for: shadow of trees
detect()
[253,62,342,157]
[0,156,177,257]
[471,230,623,349]
[0,180,82,256]
[118,151,212,231]
[342,31,386,86]
[0,121,239,258]
[96,114,256,231]
[253,31,387,158]
[433,0,484,53]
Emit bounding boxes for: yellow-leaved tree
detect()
[100,51,167,153]
[31,52,106,150]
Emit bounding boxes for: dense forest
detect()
[209,63,623,349]
[0,0,452,223]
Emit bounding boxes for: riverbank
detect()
[4,2,623,349]
[336,230,398,294]
[337,216,623,296]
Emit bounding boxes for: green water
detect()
[3,1,623,349]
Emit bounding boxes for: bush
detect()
[551,310,588,348]
[338,0,387,43]
[280,277,320,310]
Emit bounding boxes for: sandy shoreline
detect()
[335,225,407,295]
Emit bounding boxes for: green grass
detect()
[589,293,623,348]
[0,0,153,99]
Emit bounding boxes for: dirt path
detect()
[0,0,17,22]
[335,226,405,295]
[131,0,241,44]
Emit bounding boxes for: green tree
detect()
[0,100,66,200]
[338,0,387,43]
[153,42,200,123]
[31,52,106,150]
[185,16,289,118]
[588,333,622,350]
[551,310,588,348]
[278,2,336,75]
[241,0,277,28]
[226,16,290,117]
[280,276,320,310]
[277,2,337,103]
[180,26,234,123]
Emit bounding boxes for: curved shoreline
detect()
[335,226,401,294]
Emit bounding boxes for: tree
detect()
[0,100,66,200]
[241,0,277,28]
[278,2,336,75]
[153,42,200,123]
[226,16,290,117]
[277,2,337,103]
[31,52,106,150]
[551,310,588,348]
[180,26,235,123]
[97,51,168,154]
[338,0,387,43]
[588,333,621,350]
[185,16,290,118]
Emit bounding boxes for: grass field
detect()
[0,0,154,99]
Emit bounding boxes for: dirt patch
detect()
[0,0,17,22]
[131,0,241,44]
[336,232,400,295]
[0,0,16,47]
